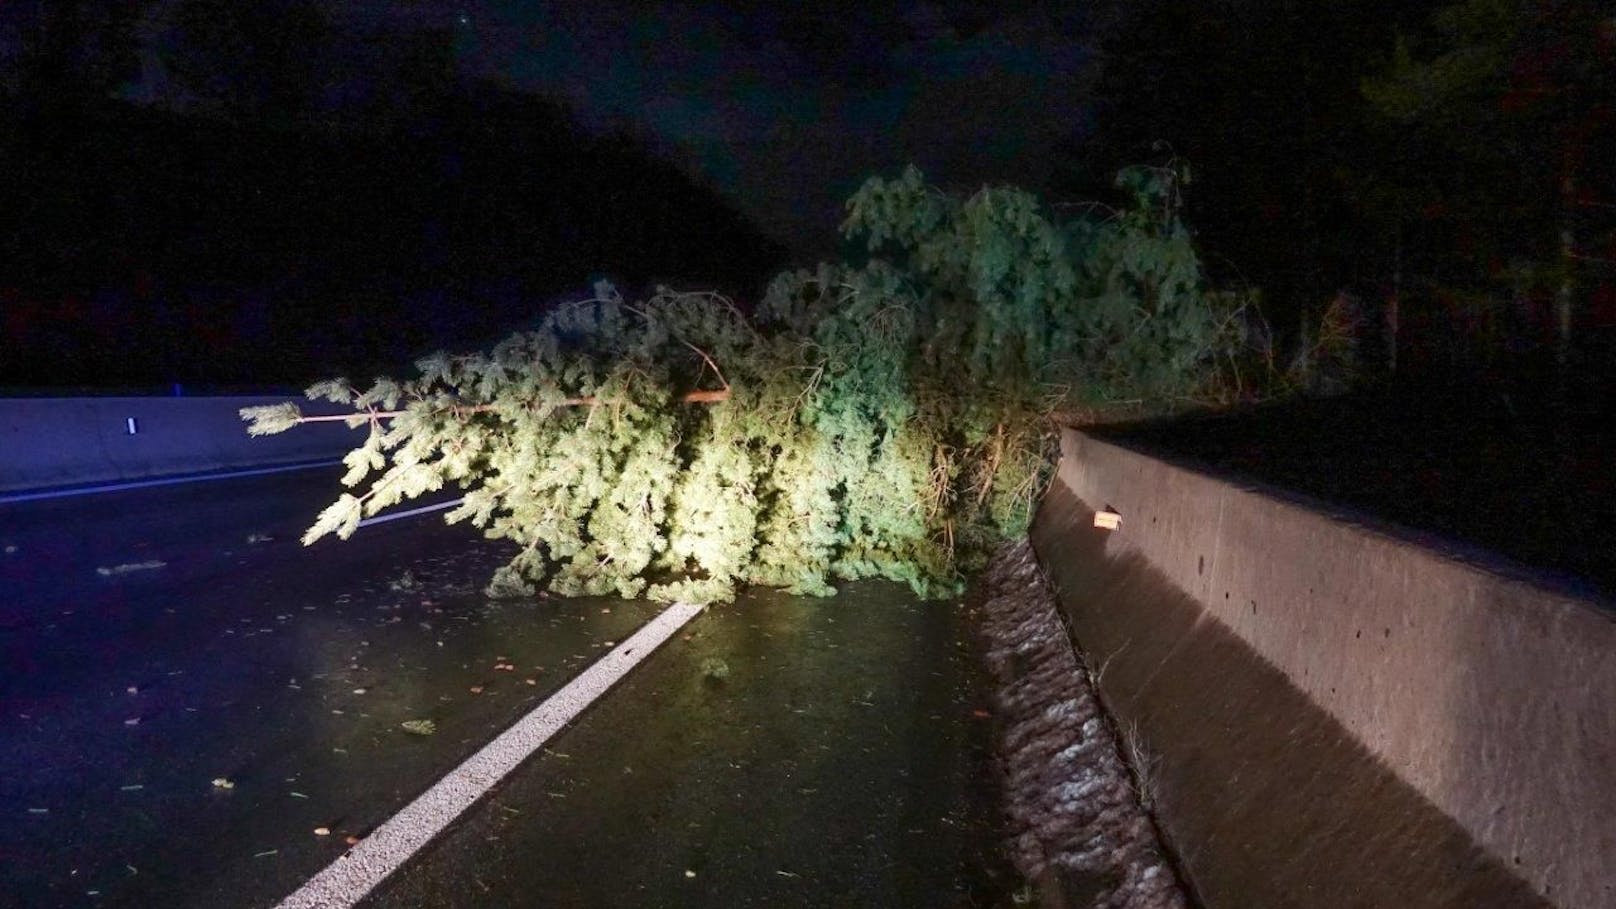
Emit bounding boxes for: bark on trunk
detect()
[1556,171,1576,373]
[1387,227,1401,376]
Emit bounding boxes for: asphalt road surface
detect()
[366,583,1005,909]
[0,468,1005,907]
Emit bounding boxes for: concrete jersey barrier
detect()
[0,395,357,493]
[1031,427,1614,909]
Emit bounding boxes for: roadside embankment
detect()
[1029,428,1614,908]
[0,395,355,493]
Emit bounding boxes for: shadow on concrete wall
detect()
[1031,479,1551,909]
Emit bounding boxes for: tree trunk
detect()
[1386,226,1401,377]
[1556,170,1576,375]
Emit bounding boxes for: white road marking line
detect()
[276,600,705,909]
[3,463,462,535]
[0,459,342,505]
[356,498,466,529]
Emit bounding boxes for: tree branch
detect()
[292,387,730,425]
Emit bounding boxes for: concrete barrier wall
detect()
[0,396,360,492]
[1031,428,1615,909]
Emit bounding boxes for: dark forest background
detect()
[0,2,786,391]
[3,0,1614,397]
[1065,0,1616,396]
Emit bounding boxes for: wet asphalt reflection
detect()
[1,470,1006,908]
[367,583,1006,909]
[0,470,654,907]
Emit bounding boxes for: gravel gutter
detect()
[971,540,1191,909]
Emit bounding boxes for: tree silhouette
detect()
[1070,0,1432,349]
[163,0,334,125]
[12,0,150,110]
[1364,0,1616,376]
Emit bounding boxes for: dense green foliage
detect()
[244,167,1245,604]
[1075,0,1615,380]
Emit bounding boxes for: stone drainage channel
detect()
[971,542,1190,909]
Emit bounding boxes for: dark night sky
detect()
[4,1,1103,259]
[20,0,1606,391]
[446,2,1100,258]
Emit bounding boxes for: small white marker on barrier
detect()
[1094,510,1121,530]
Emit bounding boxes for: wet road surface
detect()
[1,469,1007,907]
[0,469,655,907]
[367,583,1006,909]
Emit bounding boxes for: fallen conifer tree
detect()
[243,164,1254,604]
